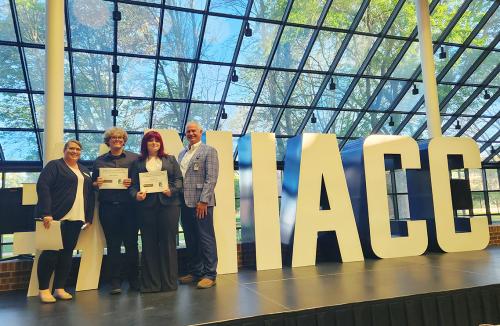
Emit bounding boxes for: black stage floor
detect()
[2,248,500,325]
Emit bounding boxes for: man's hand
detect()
[43,216,53,229]
[162,188,172,197]
[136,191,146,201]
[123,178,132,188]
[196,202,208,219]
[94,177,104,188]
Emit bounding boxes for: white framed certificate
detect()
[99,168,128,189]
[139,171,169,193]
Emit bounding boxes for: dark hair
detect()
[140,131,165,159]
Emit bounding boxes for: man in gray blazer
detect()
[178,121,219,289]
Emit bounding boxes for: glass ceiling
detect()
[0,0,499,168]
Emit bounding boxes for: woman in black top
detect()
[129,131,183,292]
[36,140,94,303]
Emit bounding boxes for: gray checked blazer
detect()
[178,143,219,208]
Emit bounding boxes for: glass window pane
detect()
[0,93,32,128]
[466,52,500,85]
[288,73,323,106]
[118,3,160,55]
[391,42,420,78]
[288,0,327,25]
[237,21,279,66]
[351,112,383,137]
[152,101,185,132]
[317,76,354,108]
[475,121,500,143]
[369,80,406,111]
[0,0,16,41]
[160,10,203,59]
[387,0,418,38]
[344,78,382,110]
[395,170,408,193]
[24,49,71,92]
[0,131,39,160]
[472,192,487,215]
[328,111,360,137]
[398,114,426,136]
[191,64,230,101]
[76,96,113,130]
[458,117,490,138]
[247,107,279,132]
[386,171,393,194]
[271,26,313,69]
[303,109,335,133]
[486,169,499,190]
[165,0,206,10]
[335,34,377,74]
[16,0,46,44]
[490,192,500,214]
[441,87,477,114]
[258,70,295,105]
[117,56,155,97]
[200,16,241,63]
[471,5,500,48]
[217,105,250,134]
[444,0,493,44]
[356,0,399,34]
[442,48,482,83]
[116,99,151,131]
[430,0,463,41]
[323,0,363,30]
[434,46,460,76]
[79,132,104,160]
[209,0,247,16]
[397,195,410,219]
[379,113,408,135]
[186,103,217,130]
[387,195,395,219]
[276,109,307,136]
[250,0,286,21]
[33,95,75,129]
[304,31,346,71]
[225,67,264,103]
[125,133,142,154]
[73,52,113,95]
[468,169,484,191]
[366,39,405,77]
[69,0,113,51]
[156,60,194,100]
[0,46,25,89]
[394,82,424,112]
[276,138,287,160]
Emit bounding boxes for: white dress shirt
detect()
[180,141,201,177]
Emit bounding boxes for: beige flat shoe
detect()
[53,290,73,300]
[39,289,56,304]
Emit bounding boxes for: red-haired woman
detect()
[129,131,183,292]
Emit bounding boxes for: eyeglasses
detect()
[110,136,124,140]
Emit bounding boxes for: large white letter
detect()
[239,133,282,270]
[281,134,364,267]
[428,137,489,252]
[363,135,428,258]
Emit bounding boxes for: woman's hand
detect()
[123,178,132,188]
[136,191,146,201]
[162,188,172,197]
[94,177,104,188]
[43,216,53,229]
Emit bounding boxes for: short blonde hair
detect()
[103,127,128,146]
[64,139,82,151]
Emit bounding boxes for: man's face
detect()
[186,123,202,145]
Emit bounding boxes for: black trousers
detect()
[181,205,218,280]
[38,220,83,290]
[99,202,139,285]
[137,202,180,292]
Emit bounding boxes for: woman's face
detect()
[147,137,161,155]
[64,142,81,162]
[108,133,125,151]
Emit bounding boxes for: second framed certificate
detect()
[139,171,169,193]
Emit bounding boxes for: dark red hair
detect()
[140,131,166,159]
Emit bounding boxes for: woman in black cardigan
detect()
[129,131,183,292]
[36,140,94,303]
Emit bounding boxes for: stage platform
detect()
[2,248,500,325]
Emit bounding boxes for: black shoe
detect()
[129,279,140,292]
[110,280,122,295]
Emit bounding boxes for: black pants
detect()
[181,205,217,280]
[137,202,180,292]
[100,202,139,285]
[38,220,83,290]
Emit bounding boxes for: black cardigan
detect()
[35,158,95,223]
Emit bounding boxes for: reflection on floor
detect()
[1,248,500,325]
